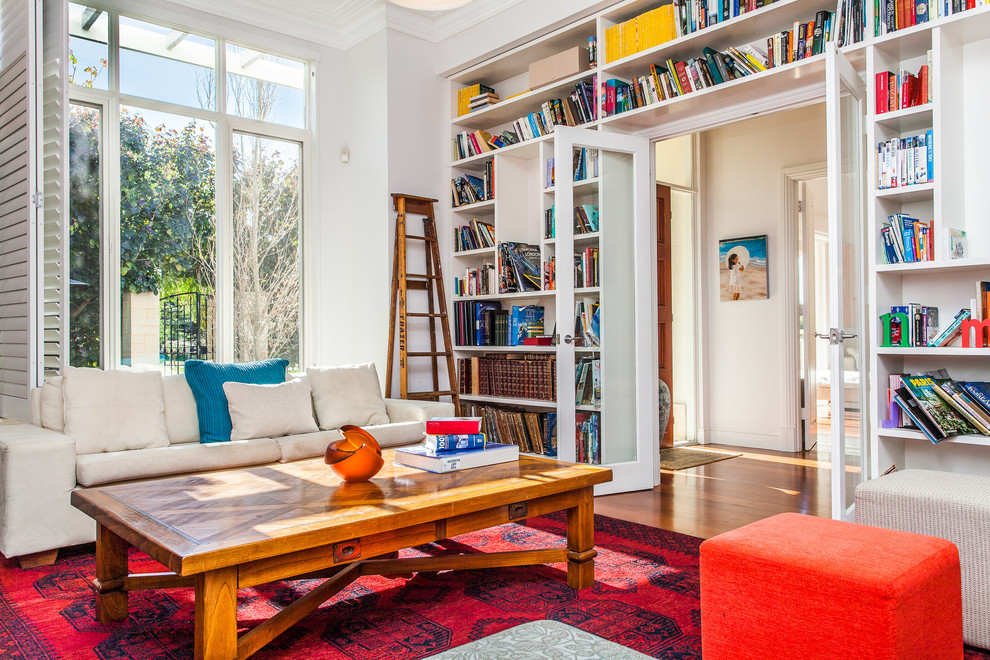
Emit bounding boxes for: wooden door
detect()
[656,184,673,448]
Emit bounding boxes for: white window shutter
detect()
[41,0,67,379]
[0,0,40,420]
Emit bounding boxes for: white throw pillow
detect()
[162,374,200,444]
[307,363,389,431]
[62,366,170,454]
[40,376,65,432]
[223,378,319,441]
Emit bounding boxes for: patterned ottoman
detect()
[700,512,963,660]
[857,468,990,649]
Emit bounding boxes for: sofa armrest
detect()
[384,398,456,424]
[0,423,93,558]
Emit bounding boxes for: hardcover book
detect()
[394,442,519,473]
[424,433,487,452]
[902,375,972,436]
[426,417,483,434]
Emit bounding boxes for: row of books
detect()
[575,297,601,347]
[498,241,541,293]
[604,4,678,64]
[469,91,499,112]
[875,59,931,114]
[602,44,768,116]
[453,265,496,297]
[879,213,933,263]
[458,353,557,401]
[575,204,600,233]
[544,256,556,290]
[765,11,842,66]
[575,247,600,288]
[885,371,990,443]
[507,80,598,144]
[576,412,601,464]
[876,0,981,34]
[454,218,495,252]
[975,281,990,323]
[573,147,599,181]
[454,301,545,347]
[544,206,556,239]
[452,129,518,160]
[876,130,933,189]
[451,165,494,207]
[881,303,940,346]
[576,357,601,407]
[456,83,494,117]
[461,403,558,456]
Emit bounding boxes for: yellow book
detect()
[659,4,676,42]
[649,8,661,49]
[606,24,618,63]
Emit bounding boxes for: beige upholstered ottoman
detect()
[856,469,990,649]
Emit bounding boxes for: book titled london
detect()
[393,443,519,473]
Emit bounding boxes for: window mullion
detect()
[105,95,121,369]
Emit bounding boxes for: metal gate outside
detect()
[160,292,215,372]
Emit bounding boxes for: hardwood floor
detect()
[595,444,831,539]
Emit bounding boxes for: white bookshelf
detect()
[866,16,990,478]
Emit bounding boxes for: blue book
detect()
[961,383,990,418]
[475,302,501,346]
[901,222,916,262]
[424,433,486,453]
[544,412,558,457]
[926,129,934,181]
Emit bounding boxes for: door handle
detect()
[816,329,858,344]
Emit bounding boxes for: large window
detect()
[67,5,310,372]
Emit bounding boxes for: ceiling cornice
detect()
[385,0,524,43]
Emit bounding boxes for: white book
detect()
[394,442,519,473]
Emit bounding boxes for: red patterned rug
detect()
[1,514,988,659]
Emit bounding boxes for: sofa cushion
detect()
[163,374,200,444]
[275,421,425,463]
[184,359,288,443]
[223,379,319,441]
[75,438,282,487]
[40,376,64,432]
[307,363,389,431]
[62,367,170,455]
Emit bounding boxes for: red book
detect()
[426,417,483,434]
[522,336,553,346]
[674,61,693,95]
[876,72,889,114]
[919,65,929,104]
[888,72,897,112]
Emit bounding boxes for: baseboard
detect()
[706,429,793,452]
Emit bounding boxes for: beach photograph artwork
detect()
[718,235,768,301]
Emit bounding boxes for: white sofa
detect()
[0,371,453,566]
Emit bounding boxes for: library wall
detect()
[703,103,826,451]
[385,29,449,395]
[320,29,392,377]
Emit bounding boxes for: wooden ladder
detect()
[386,194,459,411]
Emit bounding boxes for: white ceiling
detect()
[161,0,523,51]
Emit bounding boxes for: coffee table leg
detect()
[195,566,238,660]
[566,486,597,589]
[95,524,129,623]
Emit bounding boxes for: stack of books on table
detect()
[394,417,519,473]
[469,92,500,111]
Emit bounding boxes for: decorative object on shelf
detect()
[659,379,671,440]
[324,425,384,482]
[947,227,967,259]
[718,235,768,301]
[880,311,911,347]
[962,319,990,348]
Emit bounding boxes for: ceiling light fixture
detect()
[389,0,475,9]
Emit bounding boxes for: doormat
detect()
[661,446,742,470]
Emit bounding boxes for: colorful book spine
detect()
[425,433,487,452]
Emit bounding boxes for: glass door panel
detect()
[554,127,655,494]
[825,44,868,520]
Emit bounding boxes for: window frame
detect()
[66,3,314,370]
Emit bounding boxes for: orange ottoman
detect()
[700,513,963,660]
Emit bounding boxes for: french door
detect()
[553,126,657,495]
[824,44,868,520]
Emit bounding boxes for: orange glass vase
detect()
[324,425,384,482]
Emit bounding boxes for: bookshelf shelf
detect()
[459,394,557,409]
[575,232,600,244]
[599,0,829,79]
[876,258,990,275]
[873,103,933,133]
[453,291,555,302]
[874,181,934,202]
[454,345,555,353]
[576,404,601,412]
[544,177,599,194]
[452,199,495,213]
[453,247,497,258]
[452,135,547,166]
[876,347,990,356]
[877,427,990,446]
[574,286,601,294]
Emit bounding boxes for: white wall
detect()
[703,103,826,450]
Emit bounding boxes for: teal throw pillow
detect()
[184,359,289,443]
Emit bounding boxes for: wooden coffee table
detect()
[71,451,612,659]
